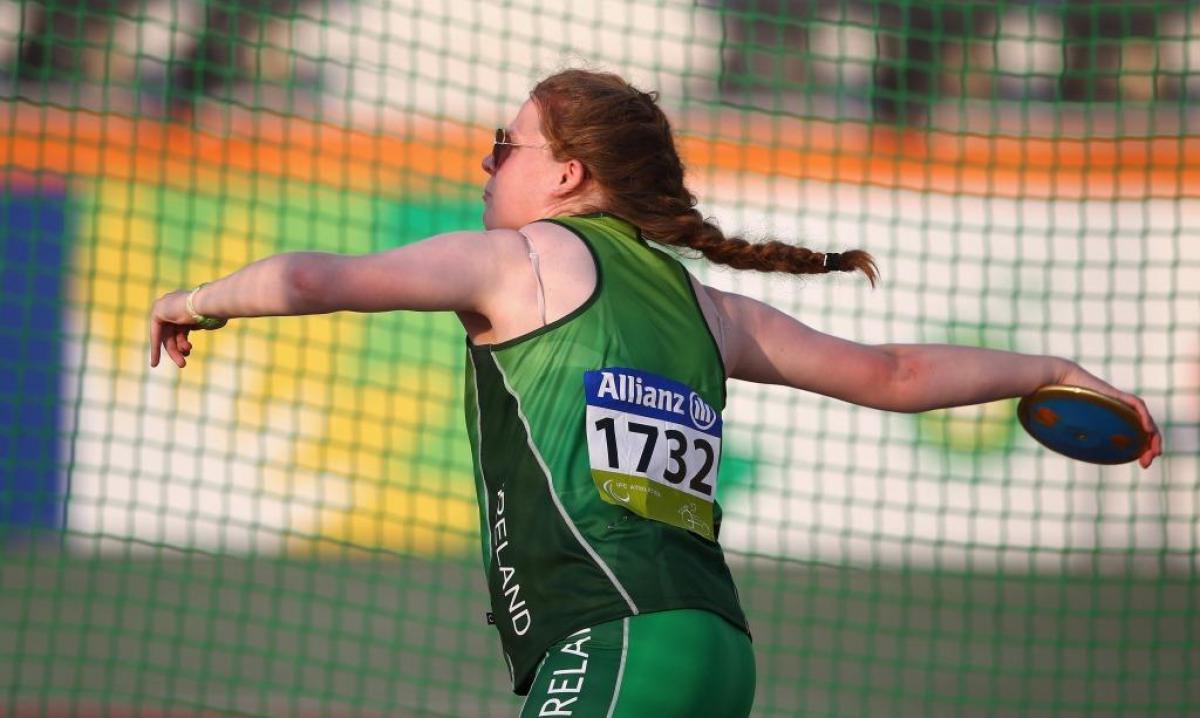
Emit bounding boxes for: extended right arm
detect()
[150,229,530,367]
[190,230,509,317]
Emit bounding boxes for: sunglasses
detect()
[491,128,548,170]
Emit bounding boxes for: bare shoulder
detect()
[699,284,781,329]
[519,219,595,268]
[464,227,531,263]
[695,282,744,324]
[463,227,547,296]
[516,219,598,307]
[464,222,595,278]
[705,283,755,306]
[463,220,597,343]
[449,227,548,286]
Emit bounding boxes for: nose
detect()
[482,153,495,175]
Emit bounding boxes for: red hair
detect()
[531,69,878,284]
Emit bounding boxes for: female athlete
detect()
[150,69,1162,717]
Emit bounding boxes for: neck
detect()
[541,187,606,219]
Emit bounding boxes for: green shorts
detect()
[519,609,755,718]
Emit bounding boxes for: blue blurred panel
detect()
[0,187,68,537]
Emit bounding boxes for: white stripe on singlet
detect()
[468,353,492,559]
[490,358,638,614]
[605,617,630,718]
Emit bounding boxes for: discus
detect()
[1017,385,1148,465]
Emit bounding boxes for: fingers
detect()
[171,330,192,361]
[1100,388,1162,470]
[1139,426,1164,469]
[1131,397,1163,469]
[150,310,211,370]
[152,323,189,368]
[165,325,186,368]
[150,317,162,367]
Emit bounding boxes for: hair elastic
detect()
[823,252,843,271]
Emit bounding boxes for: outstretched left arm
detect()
[706,286,1163,468]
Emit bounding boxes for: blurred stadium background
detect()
[1,1,1198,715]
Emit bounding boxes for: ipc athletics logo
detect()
[689,392,717,431]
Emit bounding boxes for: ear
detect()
[552,158,588,197]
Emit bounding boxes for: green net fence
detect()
[2,1,1198,715]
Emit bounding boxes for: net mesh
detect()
[2,1,1197,715]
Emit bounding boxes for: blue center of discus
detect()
[1027,397,1142,464]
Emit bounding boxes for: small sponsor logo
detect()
[689,392,717,430]
[603,479,632,504]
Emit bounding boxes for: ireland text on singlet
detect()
[463,214,749,695]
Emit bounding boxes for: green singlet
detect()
[464,214,751,701]
[519,609,755,718]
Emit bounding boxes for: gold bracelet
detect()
[185,283,227,330]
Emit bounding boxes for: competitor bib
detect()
[583,367,721,540]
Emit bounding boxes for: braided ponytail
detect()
[532,70,879,286]
[666,205,877,285]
